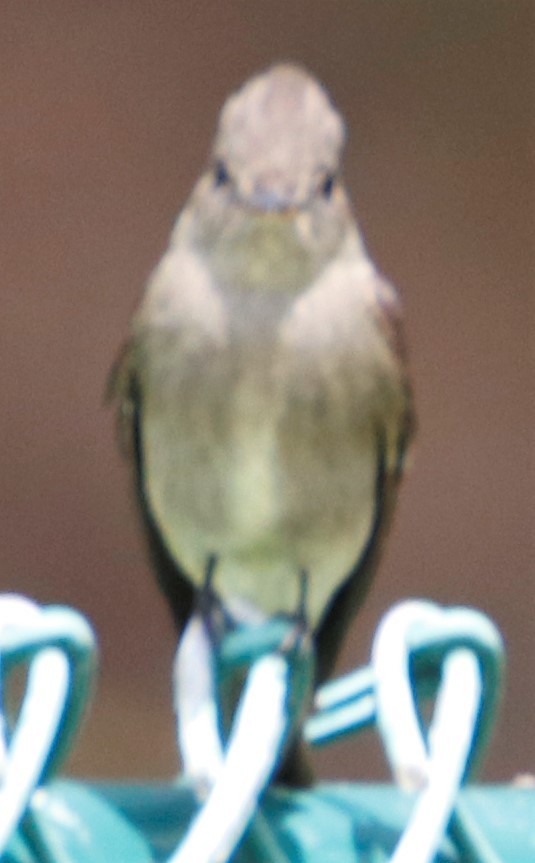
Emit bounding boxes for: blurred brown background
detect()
[0,2,532,782]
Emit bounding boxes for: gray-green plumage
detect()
[110,62,413,698]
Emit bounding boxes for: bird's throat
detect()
[207,212,323,294]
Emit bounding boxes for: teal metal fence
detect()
[0,594,533,862]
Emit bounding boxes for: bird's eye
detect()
[321,173,336,199]
[214,160,231,187]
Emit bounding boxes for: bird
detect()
[109,62,414,782]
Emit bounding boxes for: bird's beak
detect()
[248,187,298,213]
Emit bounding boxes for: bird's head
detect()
[183,64,355,291]
[212,63,345,214]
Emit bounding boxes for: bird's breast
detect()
[140,269,389,621]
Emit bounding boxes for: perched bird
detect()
[109,63,414,769]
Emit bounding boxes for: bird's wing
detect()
[107,340,195,633]
[313,426,396,682]
[314,275,415,683]
[106,340,139,458]
[373,275,416,473]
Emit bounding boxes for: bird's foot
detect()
[279,569,311,656]
[195,553,234,647]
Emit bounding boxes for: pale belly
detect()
[143,387,377,627]
[139,259,390,627]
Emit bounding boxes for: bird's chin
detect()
[208,212,322,292]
